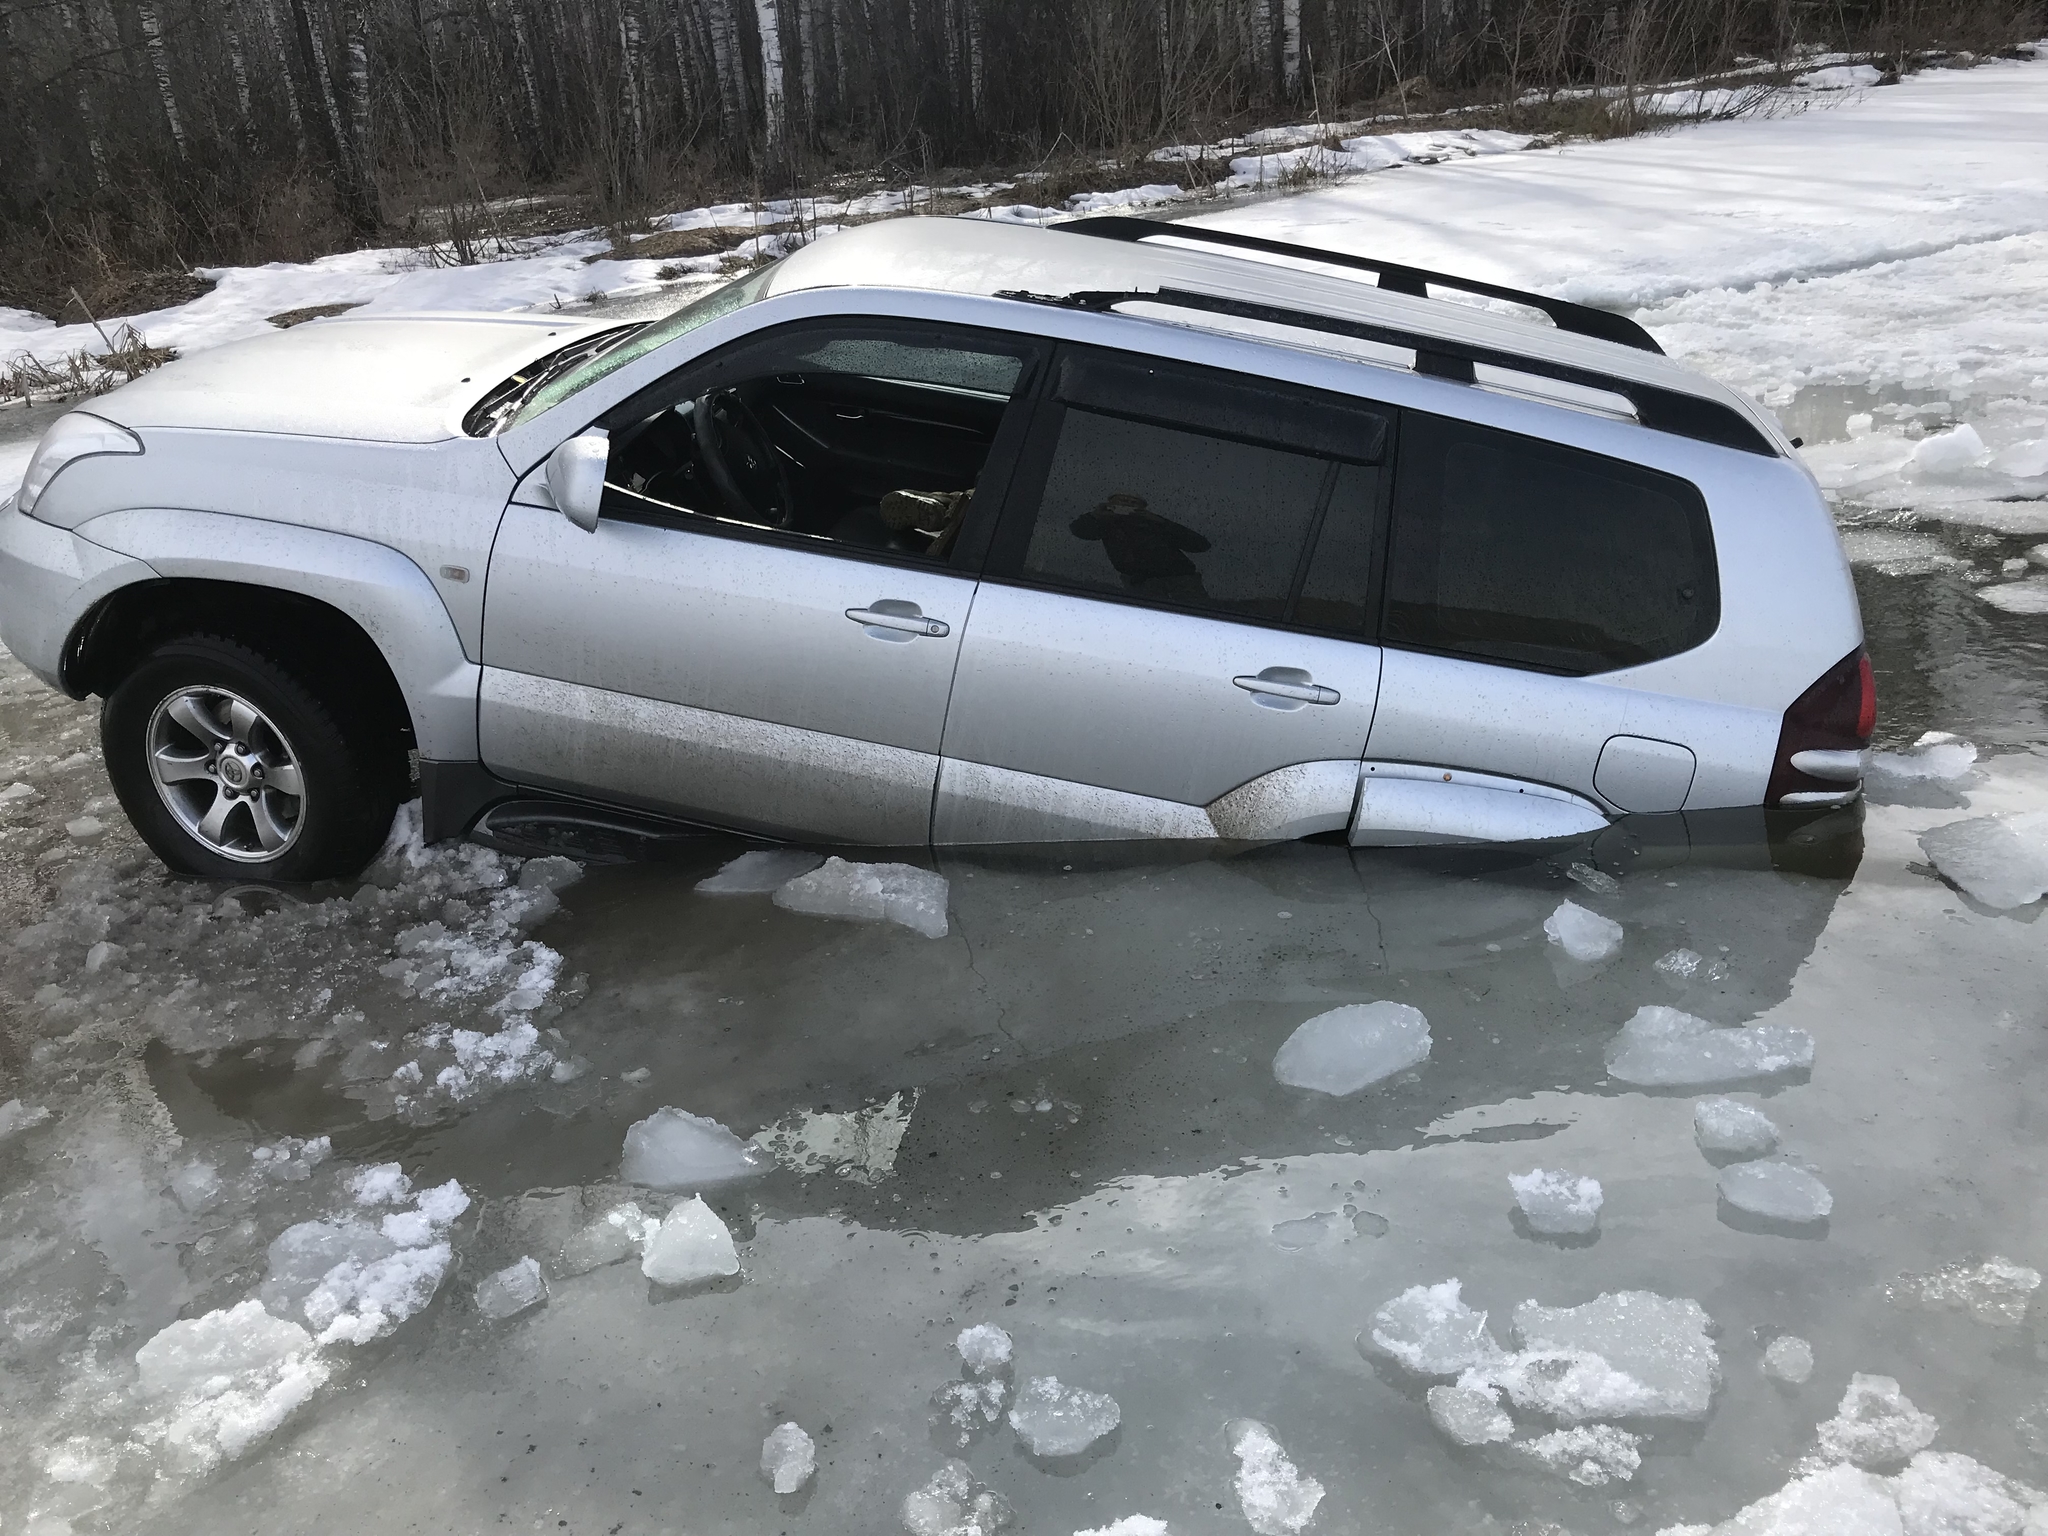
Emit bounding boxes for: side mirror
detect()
[545,429,609,532]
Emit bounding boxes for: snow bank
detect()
[772,856,950,937]
[1271,1001,1431,1095]
[1604,1006,1815,1087]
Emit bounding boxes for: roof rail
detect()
[1057,215,1665,356]
[994,285,1775,457]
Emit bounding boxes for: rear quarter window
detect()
[1383,413,1718,674]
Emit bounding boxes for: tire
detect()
[102,634,402,883]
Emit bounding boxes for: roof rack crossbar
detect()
[994,286,1775,457]
[1057,215,1666,357]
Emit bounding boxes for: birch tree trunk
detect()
[136,3,190,157]
[708,0,746,138]
[58,2,111,186]
[223,5,257,146]
[260,0,310,156]
[754,0,787,160]
[1282,0,1300,95]
[343,0,379,227]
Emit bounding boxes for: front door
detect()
[934,346,1390,843]
[478,320,1045,844]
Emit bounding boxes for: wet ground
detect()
[2,503,2046,1536]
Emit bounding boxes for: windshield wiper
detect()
[464,324,643,437]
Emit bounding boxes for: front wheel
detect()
[103,634,402,882]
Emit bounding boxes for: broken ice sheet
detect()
[1693,1097,1778,1160]
[1603,1006,1813,1088]
[1519,1424,1641,1486]
[1919,811,2048,910]
[901,1459,1013,1536]
[760,1420,816,1493]
[696,848,824,894]
[1426,1383,1513,1446]
[640,1195,740,1287]
[1544,899,1623,962]
[751,1090,917,1185]
[1486,1291,1721,1423]
[1368,1280,1503,1378]
[1008,1376,1121,1457]
[1228,1419,1324,1536]
[773,856,950,938]
[1717,1161,1833,1227]
[475,1256,547,1320]
[1815,1373,1938,1468]
[1888,1255,2043,1325]
[1271,1001,1430,1095]
[1509,1168,1603,1236]
[621,1106,769,1189]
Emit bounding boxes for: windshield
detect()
[506,261,783,430]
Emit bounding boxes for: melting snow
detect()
[1604,1006,1815,1087]
[1544,899,1624,962]
[773,857,950,937]
[1695,1098,1780,1158]
[1719,1161,1834,1225]
[1007,1376,1121,1457]
[1509,1168,1604,1236]
[760,1421,816,1493]
[1271,1001,1431,1095]
[621,1107,770,1189]
[640,1196,740,1287]
[1228,1419,1325,1536]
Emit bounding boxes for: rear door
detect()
[934,347,1390,843]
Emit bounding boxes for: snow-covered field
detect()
[2,53,2048,1536]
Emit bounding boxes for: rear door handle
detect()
[1234,669,1340,707]
[847,601,949,641]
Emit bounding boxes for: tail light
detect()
[1767,647,1876,806]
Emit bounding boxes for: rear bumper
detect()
[0,500,156,695]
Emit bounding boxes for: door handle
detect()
[1234,669,1340,707]
[847,602,950,640]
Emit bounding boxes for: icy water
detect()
[3,538,2047,1536]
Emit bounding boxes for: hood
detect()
[87,312,617,444]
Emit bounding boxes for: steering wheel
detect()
[692,388,797,528]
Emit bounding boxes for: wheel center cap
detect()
[217,754,252,789]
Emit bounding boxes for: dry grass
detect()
[1,324,178,404]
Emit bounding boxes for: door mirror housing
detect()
[545,429,610,532]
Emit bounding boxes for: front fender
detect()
[71,508,480,760]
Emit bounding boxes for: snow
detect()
[1544,899,1624,962]
[1695,1097,1780,1158]
[1426,1383,1514,1446]
[1604,1006,1816,1087]
[620,1106,770,1188]
[1509,1168,1604,1235]
[1270,1001,1431,1095]
[1795,64,1884,91]
[1817,1374,1940,1469]
[1763,1335,1816,1385]
[1919,812,2048,909]
[696,848,824,894]
[260,1219,397,1318]
[1719,1161,1834,1225]
[773,857,950,937]
[0,1096,52,1140]
[1228,1419,1326,1536]
[1007,1375,1121,1456]
[1486,1291,1721,1422]
[1889,1257,2043,1325]
[1368,1279,1504,1377]
[305,1241,454,1344]
[1520,1423,1643,1486]
[347,1162,412,1206]
[475,1256,547,1321]
[901,1460,1014,1535]
[760,1421,816,1493]
[640,1195,740,1287]
[956,1323,1013,1376]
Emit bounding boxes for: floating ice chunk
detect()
[169,1161,222,1211]
[1979,578,2048,616]
[517,855,582,893]
[1889,1256,2042,1326]
[1655,948,1704,981]
[0,1097,52,1140]
[1544,900,1623,962]
[1426,1384,1514,1446]
[65,814,105,842]
[1817,1374,1939,1468]
[1909,423,1990,477]
[761,1421,816,1493]
[476,1256,547,1320]
[137,1300,313,1396]
[1369,1279,1503,1377]
[1604,1006,1814,1088]
[1719,1161,1833,1225]
[1919,813,2048,909]
[1686,1462,1903,1536]
[957,1323,1013,1376]
[621,1106,770,1189]
[308,1241,454,1343]
[1499,1291,1719,1422]
[1694,1098,1779,1159]
[348,1162,413,1206]
[261,1219,397,1316]
[1074,1520,1171,1536]
[1870,732,1977,783]
[901,1460,1013,1536]
[251,1133,331,1179]
[1566,862,1621,896]
[381,1178,471,1247]
[1228,1419,1325,1536]
[698,849,825,894]
[561,1202,657,1274]
[1762,1336,1814,1385]
[1008,1375,1121,1456]
[641,1195,740,1287]
[1892,1450,2040,1536]
[1520,1424,1642,1486]
[936,1379,1009,1445]
[1272,1001,1430,1095]
[1510,1169,1603,1236]
[774,857,950,938]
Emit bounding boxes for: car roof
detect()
[761,217,1788,454]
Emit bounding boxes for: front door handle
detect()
[1234,668,1340,708]
[847,600,950,642]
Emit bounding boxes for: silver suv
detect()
[0,216,1873,881]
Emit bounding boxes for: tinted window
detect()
[1384,415,1717,673]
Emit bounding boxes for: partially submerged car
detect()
[0,216,1872,881]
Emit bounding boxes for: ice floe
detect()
[1463,1291,1721,1423]
[1888,1256,2043,1325]
[1228,1419,1325,1536]
[1271,1001,1431,1095]
[640,1196,740,1287]
[1762,1335,1815,1385]
[621,1106,770,1189]
[1818,1374,1941,1469]
[1008,1376,1121,1456]
[1427,1383,1514,1446]
[760,1421,816,1493]
[1604,1006,1814,1087]
[1520,1423,1642,1486]
[1544,899,1624,962]
[475,1256,547,1320]
[1695,1098,1779,1159]
[1368,1279,1503,1377]
[696,848,824,894]
[1510,1169,1604,1236]
[1919,812,2048,909]
[773,856,950,937]
[1718,1161,1834,1226]
[901,1460,1013,1535]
